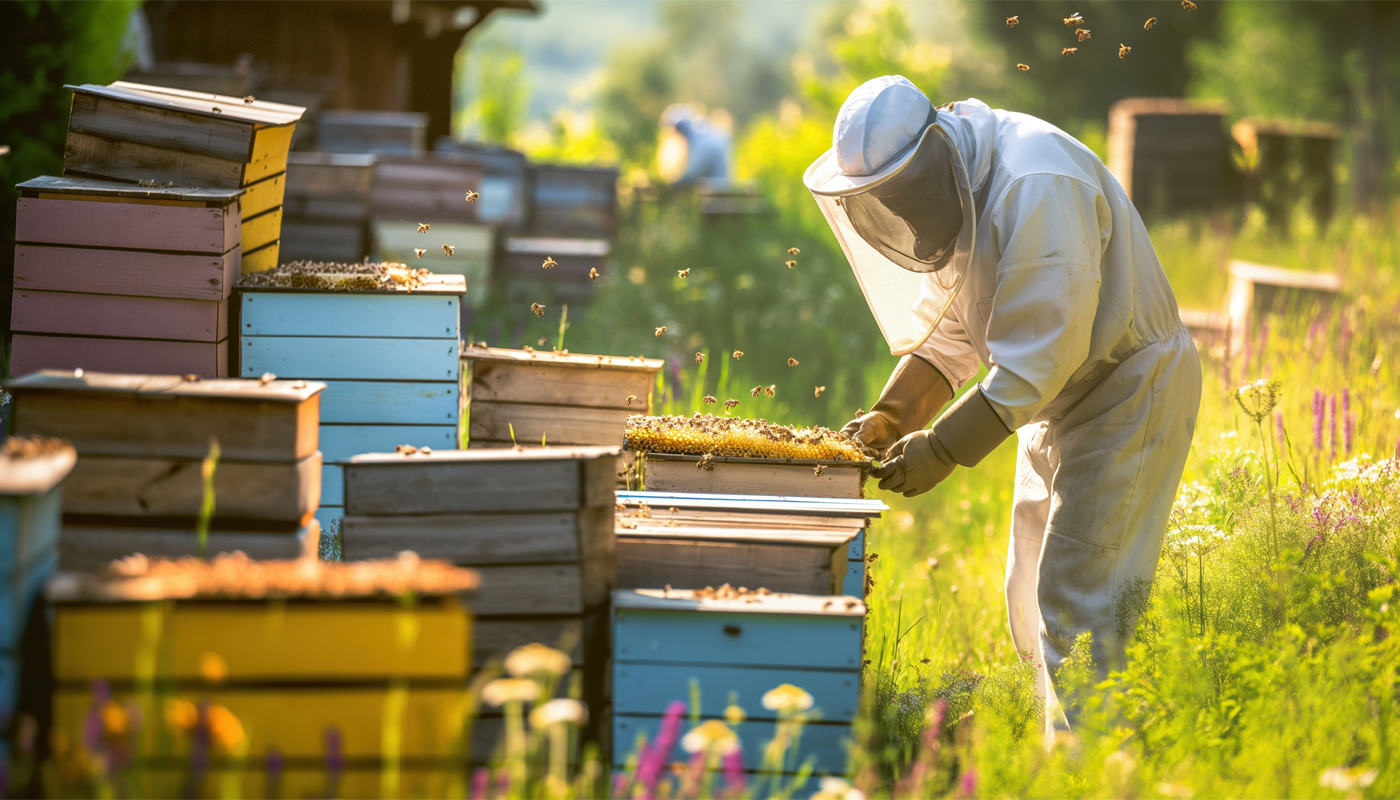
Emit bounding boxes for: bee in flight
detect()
[695,352,705,364]
[1119,43,1132,58]
[1005,15,1018,27]
[765,385,777,397]
[531,303,545,317]
[542,256,557,269]
[785,260,796,269]
[1017,63,1031,71]
[655,326,667,337]
[1144,16,1158,29]
[787,247,800,255]
[724,398,740,411]
[413,248,426,259]
[787,358,799,367]
[589,267,600,280]
[1181,0,1195,10]
[442,244,455,256]
[678,268,690,278]
[750,385,763,397]
[702,395,717,405]
[1063,11,1083,25]
[732,350,744,359]
[1062,47,1078,55]
[417,223,430,233]
[465,191,480,203]
[814,386,826,397]
[1075,27,1091,41]
[627,394,637,406]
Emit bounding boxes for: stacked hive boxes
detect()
[49,554,478,798]
[340,446,620,753]
[237,268,466,529]
[11,176,243,377]
[0,437,75,719]
[502,164,617,305]
[281,153,376,263]
[6,371,323,569]
[63,81,303,274]
[318,111,427,155]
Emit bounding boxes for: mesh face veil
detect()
[805,121,978,356]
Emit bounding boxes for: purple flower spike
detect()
[1313,390,1324,452]
[494,768,510,799]
[1330,394,1338,462]
[1258,323,1269,360]
[470,767,489,800]
[722,748,747,795]
[960,766,978,797]
[266,747,284,799]
[1343,390,1355,456]
[613,771,631,800]
[635,700,688,798]
[1276,411,1285,443]
[325,726,344,774]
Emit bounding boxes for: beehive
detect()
[614,523,854,596]
[464,348,663,453]
[1106,97,1235,217]
[62,81,304,273]
[236,263,465,531]
[1226,259,1343,357]
[0,437,74,717]
[48,553,478,799]
[500,236,611,304]
[281,152,375,264]
[617,492,884,598]
[318,111,427,155]
[12,176,246,378]
[6,371,324,567]
[612,588,864,778]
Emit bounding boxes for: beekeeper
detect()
[808,76,1201,733]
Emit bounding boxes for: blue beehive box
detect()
[611,588,865,780]
[0,437,75,720]
[237,266,465,529]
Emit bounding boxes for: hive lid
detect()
[617,491,887,518]
[70,82,305,126]
[0,437,77,495]
[47,551,478,603]
[17,175,247,202]
[462,346,664,373]
[6,371,325,403]
[349,445,622,464]
[614,588,865,616]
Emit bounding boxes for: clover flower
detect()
[1319,766,1377,791]
[1231,379,1281,422]
[680,719,740,755]
[812,776,866,800]
[762,683,814,714]
[528,698,588,729]
[480,678,541,707]
[504,643,572,677]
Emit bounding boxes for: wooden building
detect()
[138,0,539,147]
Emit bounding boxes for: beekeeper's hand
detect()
[871,430,957,497]
[840,355,953,456]
[840,411,900,457]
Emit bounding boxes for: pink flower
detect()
[470,767,489,800]
[722,748,747,795]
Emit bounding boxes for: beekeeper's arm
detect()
[875,174,1108,496]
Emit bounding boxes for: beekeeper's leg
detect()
[1006,422,1054,703]
[1036,330,1201,730]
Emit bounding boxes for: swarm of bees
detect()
[465,191,479,203]
[732,350,744,359]
[787,358,800,367]
[678,268,691,278]
[785,260,796,269]
[1181,0,1195,10]
[442,244,455,256]
[1144,17,1158,30]
[695,352,705,364]
[1006,15,1019,27]
[815,386,826,397]
[1119,43,1132,58]
[1062,47,1078,55]
[589,268,600,281]
[625,414,866,461]
[237,261,431,292]
[692,584,773,602]
[542,257,557,269]
[414,248,426,259]
[723,399,740,411]
[702,395,717,405]
[417,223,430,233]
[655,326,667,337]
[1075,28,1091,41]
[1063,12,1084,26]
[788,247,800,255]
[531,303,546,317]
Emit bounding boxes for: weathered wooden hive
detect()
[62,81,304,274]
[6,371,323,569]
[12,176,244,378]
[281,152,376,264]
[0,437,75,716]
[48,553,478,799]
[612,588,865,779]
[236,263,465,530]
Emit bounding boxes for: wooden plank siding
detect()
[319,425,458,463]
[241,241,279,275]
[58,524,316,572]
[341,511,583,563]
[15,196,239,253]
[318,380,457,425]
[240,337,459,381]
[241,206,283,253]
[240,172,285,220]
[469,361,652,409]
[614,535,847,596]
[614,607,863,670]
[12,291,228,342]
[641,457,865,499]
[68,90,265,162]
[468,403,631,447]
[613,662,860,722]
[613,715,850,774]
[9,335,228,379]
[240,292,459,338]
[14,244,238,301]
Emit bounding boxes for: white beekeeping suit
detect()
[661,104,732,187]
[806,76,1201,735]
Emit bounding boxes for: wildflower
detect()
[480,678,541,707]
[528,698,588,729]
[1313,389,1325,451]
[503,643,572,677]
[722,749,747,794]
[470,767,490,800]
[1319,766,1378,791]
[1343,389,1355,456]
[206,705,244,750]
[812,776,866,800]
[325,727,345,775]
[681,719,740,755]
[1331,393,1339,462]
[200,652,228,685]
[1276,411,1285,444]
[165,699,199,732]
[959,767,977,797]
[762,683,814,714]
[724,704,746,726]
[635,701,686,796]
[1230,379,1281,422]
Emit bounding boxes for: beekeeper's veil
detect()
[804,76,976,356]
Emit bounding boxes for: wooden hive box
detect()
[318,111,427,155]
[6,371,324,568]
[638,453,869,499]
[63,82,304,274]
[342,446,621,749]
[237,269,465,531]
[1107,98,1236,217]
[612,589,864,778]
[1226,260,1343,358]
[528,164,619,238]
[463,348,663,452]
[433,138,528,228]
[12,176,246,378]
[373,221,493,309]
[614,523,855,596]
[500,236,611,304]
[47,553,478,799]
[618,492,885,598]
[0,438,75,717]
[281,153,376,263]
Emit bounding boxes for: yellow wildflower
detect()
[762,683,814,714]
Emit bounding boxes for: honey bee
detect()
[697,453,715,471]
[259,372,276,385]
[417,223,430,233]
[542,256,557,269]
[465,191,479,203]
[538,337,547,346]
[1005,15,1019,27]
[655,326,667,337]
[627,394,637,406]
[814,465,826,477]
[183,374,201,382]
[750,385,763,397]
[1016,63,1031,71]
[822,599,834,609]
[1119,43,1131,58]
[724,398,739,411]
[678,268,690,278]
[1062,47,1078,55]
[531,302,546,317]
[787,357,799,367]
[292,380,307,389]
[702,395,717,404]
[1063,11,1083,25]
[442,244,455,256]
[1181,0,1195,10]
[413,248,426,259]
[845,599,858,610]
[1144,16,1157,29]
[523,345,535,353]
[394,444,419,455]
[695,352,705,364]
[785,260,796,269]
[1076,27,1091,41]
[243,95,255,104]
[589,267,599,281]
[765,385,777,397]
[212,106,223,113]
[815,385,826,397]
[787,247,800,255]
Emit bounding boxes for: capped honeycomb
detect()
[237,261,433,292]
[625,414,865,462]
